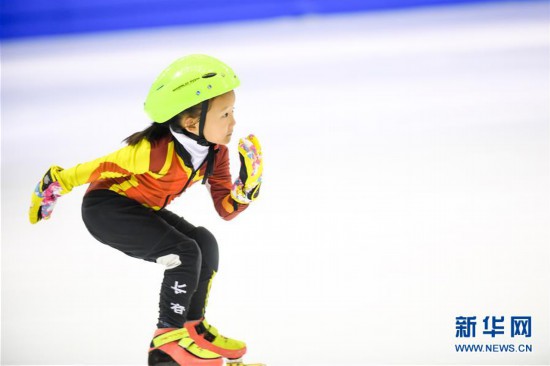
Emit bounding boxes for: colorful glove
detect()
[231,134,263,204]
[29,166,66,224]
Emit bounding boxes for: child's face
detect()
[204,90,236,145]
[182,90,236,145]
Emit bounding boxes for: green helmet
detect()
[144,54,240,123]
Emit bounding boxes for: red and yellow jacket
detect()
[56,135,247,220]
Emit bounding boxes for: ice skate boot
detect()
[148,327,223,366]
[185,318,247,360]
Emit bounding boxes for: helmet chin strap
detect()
[172,99,212,147]
[170,99,216,184]
[197,99,211,147]
[196,99,216,183]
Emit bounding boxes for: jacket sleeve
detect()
[56,139,151,193]
[207,145,249,220]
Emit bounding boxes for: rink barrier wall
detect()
[0,0,539,39]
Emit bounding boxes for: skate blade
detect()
[226,361,265,366]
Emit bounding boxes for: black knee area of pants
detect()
[174,237,202,264]
[160,236,202,281]
[190,226,219,273]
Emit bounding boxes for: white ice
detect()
[1,1,549,365]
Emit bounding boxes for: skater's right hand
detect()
[29,166,66,224]
[231,134,263,204]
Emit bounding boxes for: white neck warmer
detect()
[169,126,209,170]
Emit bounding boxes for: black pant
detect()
[81,190,219,327]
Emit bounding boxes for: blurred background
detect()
[2,0,549,365]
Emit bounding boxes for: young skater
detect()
[29,54,263,366]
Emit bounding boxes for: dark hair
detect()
[124,102,207,146]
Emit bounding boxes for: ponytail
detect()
[124,122,170,146]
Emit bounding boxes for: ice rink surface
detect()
[2,1,549,365]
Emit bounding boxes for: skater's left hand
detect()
[231,134,263,204]
[29,166,66,224]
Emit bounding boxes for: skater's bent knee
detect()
[193,227,217,245]
[193,227,219,272]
